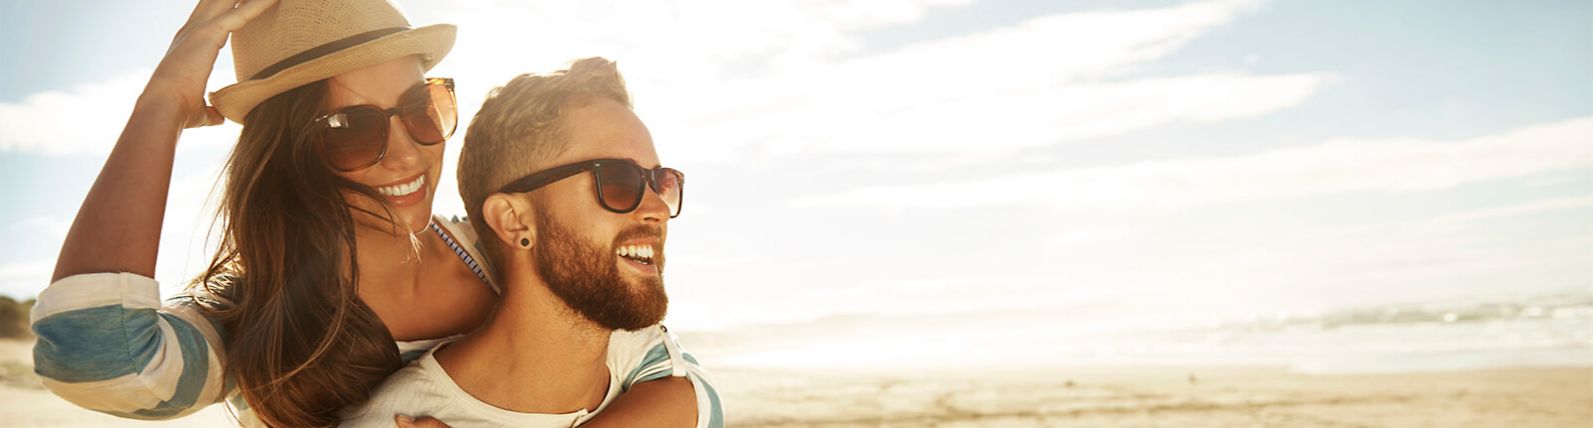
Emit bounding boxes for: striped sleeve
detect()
[617,325,724,428]
[29,273,231,420]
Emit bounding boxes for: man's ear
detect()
[482,193,537,251]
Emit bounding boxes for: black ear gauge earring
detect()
[520,238,531,248]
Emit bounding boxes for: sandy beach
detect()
[3,339,1589,427]
[709,365,1593,427]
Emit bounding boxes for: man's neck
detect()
[436,268,612,414]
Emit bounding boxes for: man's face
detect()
[529,98,672,330]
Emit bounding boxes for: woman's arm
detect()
[33,0,276,421]
[52,0,275,281]
[31,274,234,419]
[585,326,724,427]
[393,348,719,428]
[579,377,698,427]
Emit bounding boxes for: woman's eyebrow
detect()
[326,76,423,108]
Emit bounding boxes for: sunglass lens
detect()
[400,81,457,145]
[656,168,683,217]
[596,163,645,212]
[319,108,388,171]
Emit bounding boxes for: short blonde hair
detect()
[457,57,632,270]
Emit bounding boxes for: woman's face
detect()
[323,56,443,235]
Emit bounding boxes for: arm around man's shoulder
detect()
[610,325,724,428]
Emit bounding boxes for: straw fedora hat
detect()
[209,0,456,123]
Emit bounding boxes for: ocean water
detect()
[685,288,1593,374]
[1195,291,1593,374]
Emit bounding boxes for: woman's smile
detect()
[374,173,429,207]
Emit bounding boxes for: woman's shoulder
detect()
[432,215,479,246]
[430,215,500,294]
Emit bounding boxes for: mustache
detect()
[612,224,665,246]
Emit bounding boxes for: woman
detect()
[32,0,711,426]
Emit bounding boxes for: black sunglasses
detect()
[304,77,458,171]
[497,158,684,218]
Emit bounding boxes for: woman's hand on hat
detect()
[145,0,278,129]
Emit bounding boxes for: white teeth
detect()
[377,176,425,197]
[616,245,656,262]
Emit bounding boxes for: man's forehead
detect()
[552,99,660,167]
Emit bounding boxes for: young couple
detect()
[30,0,720,426]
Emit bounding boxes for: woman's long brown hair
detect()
[190,81,405,427]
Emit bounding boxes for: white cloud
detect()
[0,259,52,299]
[761,72,1330,156]
[416,0,975,75]
[792,116,1593,210]
[0,48,245,156]
[640,0,1307,159]
[1429,195,1593,226]
[396,0,1314,164]
[0,72,145,155]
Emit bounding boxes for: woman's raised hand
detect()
[145,0,278,128]
[51,0,275,282]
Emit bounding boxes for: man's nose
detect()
[633,182,670,223]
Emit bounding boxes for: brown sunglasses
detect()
[305,77,457,171]
[497,158,685,218]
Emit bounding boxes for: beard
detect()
[533,213,668,331]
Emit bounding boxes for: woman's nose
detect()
[378,117,421,170]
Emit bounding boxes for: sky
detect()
[0,0,1590,367]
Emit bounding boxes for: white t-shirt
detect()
[340,325,719,427]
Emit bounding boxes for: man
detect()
[342,57,722,427]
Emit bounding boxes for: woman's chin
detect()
[394,209,433,234]
[352,206,432,236]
